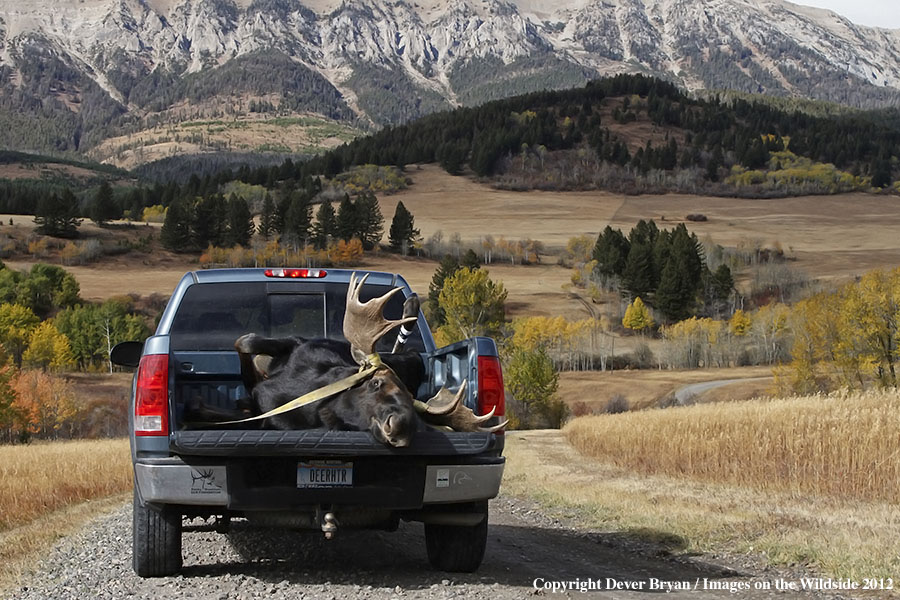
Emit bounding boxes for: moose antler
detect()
[415,381,508,433]
[344,273,418,366]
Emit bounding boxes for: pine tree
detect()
[161,197,193,252]
[282,192,313,247]
[34,189,82,239]
[224,194,254,247]
[257,193,276,240]
[622,241,656,299]
[356,192,384,250]
[388,201,420,254]
[427,254,460,326]
[655,258,693,322]
[592,226,630,276]
[871,159,893,188]
[336,194,358,242]
[461,248,481,270]
[89,181,119,225]
[312,201,337,249]
[711,264,734,302]
[192,195,225,248]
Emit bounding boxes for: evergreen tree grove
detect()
[34,189,82,239]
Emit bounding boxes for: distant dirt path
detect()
[674,377,772,404]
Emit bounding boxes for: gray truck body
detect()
[126,268,505,575]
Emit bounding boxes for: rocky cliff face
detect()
[1,0,898,156]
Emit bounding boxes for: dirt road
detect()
[10,497,857,599]
[5,498,771,600]
[674,377,772,404]
[7,432,856,599]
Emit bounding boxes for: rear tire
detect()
[132,488,182,577]
[424,501,488,572]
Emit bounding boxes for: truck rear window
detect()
[169,281,424,353]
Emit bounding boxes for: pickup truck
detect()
[113,268,506,577]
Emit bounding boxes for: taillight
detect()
[264,268,327,278]
[135,354,169,436]
[477,356,505,434]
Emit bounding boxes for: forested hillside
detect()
[235,75,900,197]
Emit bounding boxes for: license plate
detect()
[297,460,353,488]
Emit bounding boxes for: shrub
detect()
[631,342,655,369]
[604,394,630,414]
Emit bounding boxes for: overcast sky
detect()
[794,0,900,29]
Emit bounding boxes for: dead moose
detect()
[202,273,505,446]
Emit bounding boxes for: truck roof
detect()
[188,268,411,289]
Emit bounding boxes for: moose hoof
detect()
[234,333,261,354]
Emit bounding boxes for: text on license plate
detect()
[297,460,353,488]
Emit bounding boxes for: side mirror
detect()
[111,341,144,368]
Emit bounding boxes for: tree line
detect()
[212,73,897,193]
[0,262,154,442]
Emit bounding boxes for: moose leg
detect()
[235,333,302,356]
[235,334,304,391]
[391,293,420,353]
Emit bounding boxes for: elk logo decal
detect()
[190,468,223,495]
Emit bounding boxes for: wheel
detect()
[132,488,182,577]
[424,501,488,572]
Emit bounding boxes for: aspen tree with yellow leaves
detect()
[622,297,654,334]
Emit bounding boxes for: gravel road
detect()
[6,494,855,600]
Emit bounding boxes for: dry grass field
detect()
[383,167,900,283]
[0,439,132,589]
[0,439,132,531]
[379,165,626,251]
[607,192,900,282]
[6,165,900,313]
[565,389,900,502]
[503,430,900,580]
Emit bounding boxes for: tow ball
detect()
[317,505,339,539]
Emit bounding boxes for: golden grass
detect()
[565,389,900,502]
[503,430,900,580]
[0,438,132,592]
[0,438,132,531]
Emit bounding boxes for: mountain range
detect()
[1,0,899,164]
